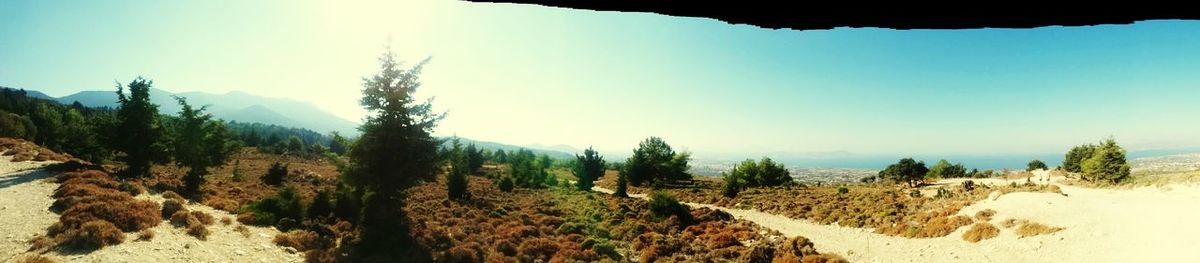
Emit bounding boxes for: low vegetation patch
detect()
[41,170,161,251]
[962,222,1000,243]
[1015,222,1064,238]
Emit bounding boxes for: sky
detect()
[3,0,1200,159]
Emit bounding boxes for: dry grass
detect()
[962,222,1000,243]
[234,225,251,238]
[190,210,215,225]
[0,137,71,162]
[974,209,996,221]
[13,254,58,263]
[137,229,155,241]
[186,224,210,240]
[1015,222,1064,238]
[274,230,322,252]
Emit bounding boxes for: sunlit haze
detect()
[4,0,1200,159]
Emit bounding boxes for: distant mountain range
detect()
[53,88,360,136]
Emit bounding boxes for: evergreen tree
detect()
[614,167,629,197]
[172,97,238,196]
[624,137,691,187]
[329,131,350,155]
[1081,138,1131,184]
[494,149,507,163]
[114,78,171,178]
[465,143,485,172]
[342,50,442,256]
[878,158,929,187]
[1062,144,1097,173]
[307,190,333,219]
[446,138,469,200]
[1027,160,1048,171]
[573,146,606,191]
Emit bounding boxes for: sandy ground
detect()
[0,157,59,263]
[597,170,1200,262]
[0,157,303,263]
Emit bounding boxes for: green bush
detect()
[246,185,305,225]
[263,161,288,186]
[498,176,515,192]
[1080,138,1130,184]
[837,186,849,194]
[1027,160,1048,171]
[647,191,693,225]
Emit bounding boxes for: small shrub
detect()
[1015,222,1064,238]
[14,255,58,263]
[647,191,693,225]
[60,200,161,232]
[170,210,193,226]
[186,223,210,240]
[161,199,185,218]
[263,161,288,186]
[221,217,233,225]
[836,186,849,194]
[498,176,515,192]
[962,222,999,243]
[118,181,145,196]
[61,220,124,250]
[975,209,996,221]
[190,210,215,225]
[234,225,251,238]
[161,191,184,201]
[137,229,155,241]
[517,237,558,262]
[962,180,975,192]
[274,230,321,252]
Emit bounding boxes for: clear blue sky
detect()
[3,0,1199,157]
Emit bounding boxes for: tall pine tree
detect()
[343,50,443,257]
[114,77,170,178]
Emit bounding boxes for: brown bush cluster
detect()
[962,222,1000,243]
[393,176,843,263]
[129,148,339,214]
[43,170,161,250]
[0,137,71,162]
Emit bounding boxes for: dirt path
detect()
[0,157,303,263]
[0,158,59,263]
[595,171,1200,262]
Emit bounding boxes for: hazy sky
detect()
[3,0,1200,157]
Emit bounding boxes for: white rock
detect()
[284,247,298,254]
[988,190,1002,201]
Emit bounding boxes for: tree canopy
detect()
[624,137,691,187]
[878,158,929,187]
[573,146,606,191]
[114,78,171,177]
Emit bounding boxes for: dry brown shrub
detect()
[26,235,56,252]
[221,217,233,225]
[234,225,251,238]
[59,200,161,232]
[775,236,818,260]
[60,220,124,249]
[190,210,215,225]
[962,222,1000,243]
[706,232,740,249]
[161,191,184,201]
[1016,222,1063,238]
[274,230,321,252]
[170,210,193,226]
[921,215,973,237]
[517,237,558,262]
[800,254,850,263]
[161,199,186,218]
[999,218,1027,228]
[13,254,58,263]
[137,229,155,241]
[236,213,256,225]
[974,209,996,222]
[186,223,210,240]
